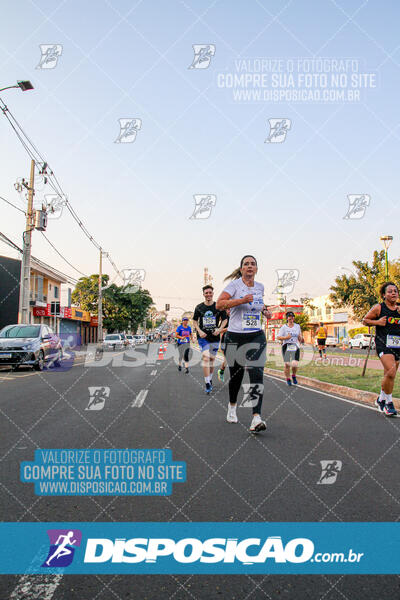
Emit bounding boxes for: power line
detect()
[0,97,123,282]
[40,232,87,278]
[0,230,77,285]
[0,194,25,214]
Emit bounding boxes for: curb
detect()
[264,367,400,410]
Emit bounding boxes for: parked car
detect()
[0,323,62,371]
[349,334,375,349]
[125,335,136,347]
[103,333,125,351]
[134,335,146,345]
[314,336,338,348]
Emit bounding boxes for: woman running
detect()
[277,311,304,385]
[363,282,399,417]
[216,255,272,433]
[175,317,193,374]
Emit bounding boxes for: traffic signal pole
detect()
[18,159,35,324]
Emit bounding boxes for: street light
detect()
[380,235,393,281]
[0,80,34,93]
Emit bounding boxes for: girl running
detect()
[216,255,272,433]
[277,311,304,385]
[363,281,399,417]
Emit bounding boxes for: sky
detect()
[1,0,399,317]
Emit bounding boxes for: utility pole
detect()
[18,159,35,324]
[98,249,103,344]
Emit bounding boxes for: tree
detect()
[71,274,153,332]
[294,311,312,331]
[329,250,400,321]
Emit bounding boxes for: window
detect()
[54,286,59,299]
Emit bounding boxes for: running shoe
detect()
[185,368,189,374]
[209,382,213,392]
[178,365,182,372]
[226,404,238,423]
[205,382,211,394]
[375,396,385,413]
[249,414,266,433]
[286,378,292,386]
[291,375,298,385]
[383,402,397,417]
[218,369,225,382]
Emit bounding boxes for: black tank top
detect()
[375,302,400,346]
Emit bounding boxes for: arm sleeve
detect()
[193,306,200,321]
[278,326,285,337]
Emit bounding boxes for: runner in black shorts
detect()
[217,309,230,383]
[363,281,399,417]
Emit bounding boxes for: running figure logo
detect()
[121,268,146,294]
[42,529,82,567]
[343,194,370,219]
[189,195,217,220]
[86,386,110,411]
[317,460,343,485]
[188,44,216,69]
[115,119,142,143]
[36,45,63,69]
[241,383,264,408]
[265,119,292,143]
[273,269,299,295]
[44,193,67,220]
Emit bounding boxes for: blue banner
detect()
[0,522,399,574]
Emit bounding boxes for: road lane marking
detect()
[151,369,157,376]
[10,574,63,600]
[264,374,378,412]
[131,389,149,408]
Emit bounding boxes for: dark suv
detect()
[0,324,62,371]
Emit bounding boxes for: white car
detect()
[103,334,125,351]
[134,335,146,345]
[349,334,375,349]
[314,336,338,348]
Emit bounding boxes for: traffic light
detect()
[165,304,170,311]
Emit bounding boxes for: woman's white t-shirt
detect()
[223,278,264,333]
[278,323,301,347]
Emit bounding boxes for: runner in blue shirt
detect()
[175,317,193,374]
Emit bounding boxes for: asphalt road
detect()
[0,342,399,599]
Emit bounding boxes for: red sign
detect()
[90,316,98,326]
[33,306,49,317]
[62,307,72,319]
[270,312,284,320]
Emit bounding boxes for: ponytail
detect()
[224,254,257,282]
[224,267,241,281]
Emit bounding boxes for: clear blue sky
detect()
[1,0,399,314]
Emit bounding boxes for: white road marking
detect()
[150,369,157,376]
[264,374,378,411]
[131,389,149,408]
[10,574,63,600]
